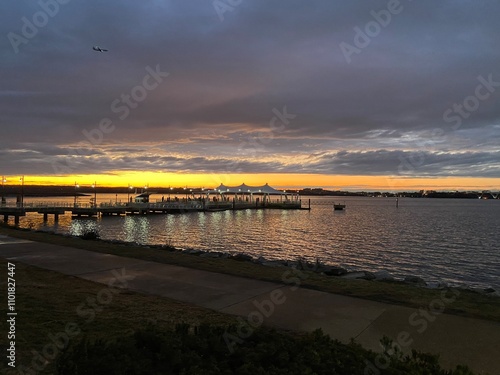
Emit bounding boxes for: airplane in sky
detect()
[92,46,108,52]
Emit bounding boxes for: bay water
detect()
[12,195,500,291]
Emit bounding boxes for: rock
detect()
[322,266,348,276]
[404,276,426,285]
[484,287,496,294]
[161,246,176,252]
[425,281,448,289]
[261,260,287,268]
[183,249,204,255]
[200,252,225,258]
[297,258,313,271]
[232,253,253,262]
[341,271,367,280]
[360,271,376,280]
[256,256,267,264]
[374,270,394,281]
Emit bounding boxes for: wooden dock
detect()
[0,199,308,223]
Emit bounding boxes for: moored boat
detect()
[333,202,346,210]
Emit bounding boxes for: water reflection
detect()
[70,218,99,237]
[122,216,150,244]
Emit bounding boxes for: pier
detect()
[0,198,307,223]
[0,182,312,223]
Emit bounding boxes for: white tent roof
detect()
[206,183,290,195]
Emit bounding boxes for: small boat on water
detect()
[333,202,346,211]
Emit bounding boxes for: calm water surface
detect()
[14,195,500,290]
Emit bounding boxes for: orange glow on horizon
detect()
[2,173,499,191]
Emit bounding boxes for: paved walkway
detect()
[0,235,499,374]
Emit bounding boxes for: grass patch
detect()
[0,258,239,375]
[1,225,499,323]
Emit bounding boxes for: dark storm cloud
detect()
[309,150,500,178]
[1,142,499,179]
[2,0,500,176]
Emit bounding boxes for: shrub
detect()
[56,325,476,375]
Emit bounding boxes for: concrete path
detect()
[0,235,499,374]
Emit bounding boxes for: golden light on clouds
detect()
[7,173,500,191]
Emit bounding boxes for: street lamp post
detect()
[74,182,79,206]
[91,181,97,207]
[1,176,6,206]
[128,184,133,203]
[143,184,149,203]
[19,176,24,207]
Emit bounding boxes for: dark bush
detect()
[56,325,476,375]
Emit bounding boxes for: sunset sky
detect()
[2,1,500,190]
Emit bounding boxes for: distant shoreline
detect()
[0,188,498,200]
[0,184,499,198]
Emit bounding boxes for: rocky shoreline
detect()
[5,225,498,297]
[72,231,497,296]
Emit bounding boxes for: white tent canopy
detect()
[205,183,291,195]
